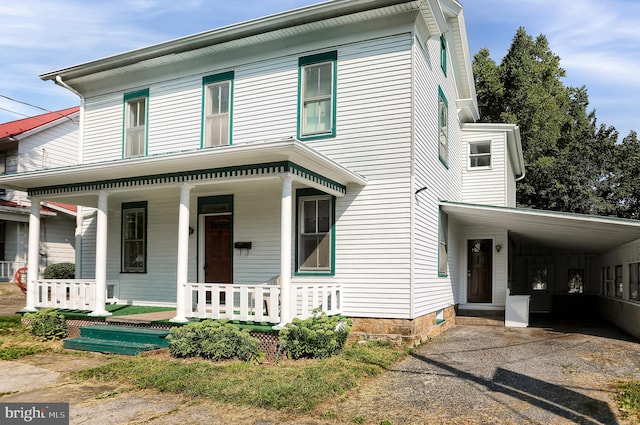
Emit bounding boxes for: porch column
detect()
[171,183,192,323]
[278,176,293,326]
[23,198,41,312]
[90,191,111,316]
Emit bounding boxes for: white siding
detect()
[83,94,124,163]
[18,119,78,171]
[80,213,97,279]
[460,131,507,206]
[41,215,76,266]
[412,31,463,318]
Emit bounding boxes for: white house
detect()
[0,108,80,282]
[2,0,639,342]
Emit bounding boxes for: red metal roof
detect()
[0,106,79,139]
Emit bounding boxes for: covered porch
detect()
[0,138,366,326]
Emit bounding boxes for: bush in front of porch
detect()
[278,310,352,360]
[167,320,263,363]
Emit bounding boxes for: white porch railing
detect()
[185,282,281,323]
[34,279,97,311]
[0,261,26,281]
[185,282,343,323]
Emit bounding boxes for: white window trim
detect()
[468,141,492,170]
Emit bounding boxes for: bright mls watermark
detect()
[1,403,68,424]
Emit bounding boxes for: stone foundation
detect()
[349,305,456,346]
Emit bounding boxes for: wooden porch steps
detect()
[63,325,170,355]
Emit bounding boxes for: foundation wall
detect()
[350,305,456,346]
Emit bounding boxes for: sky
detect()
[1,0,639,139]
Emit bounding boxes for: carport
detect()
[440,201,640,330]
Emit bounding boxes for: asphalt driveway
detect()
[331,319,640,425]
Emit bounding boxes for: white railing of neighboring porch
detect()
[0,261,26,281]
[33,279,97,311]
[185,282,342,323]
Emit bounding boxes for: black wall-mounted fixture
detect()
[234,242,252,250]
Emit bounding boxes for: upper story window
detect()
[296,189,334,274]
[469,141,491,168]
[202,71,234,148]
[440,34,447,76]
[123,89,149,158]
[0,152,6,175]
[298,51,337,140]
[121,201,147,273]
[438,87,448,167]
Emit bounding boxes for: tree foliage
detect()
[473,27,632,217]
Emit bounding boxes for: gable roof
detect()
[0,106,79,141]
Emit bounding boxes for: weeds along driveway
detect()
[324,322,640,425]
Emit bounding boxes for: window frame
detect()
[440,34,447,76]
[630,263,640,302]
[123,89,149,159]
[297,51,337,140]
[201,71,234,148]
[615,265,623,298]
[438,86,448,168]
[469,141,492,169]
[121,201,148,273]
[295,188,335,275]
[438,209,448,277]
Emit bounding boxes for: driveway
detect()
[327,320,640,425]
[1,289,639,424]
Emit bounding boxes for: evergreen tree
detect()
[473,27,620,215]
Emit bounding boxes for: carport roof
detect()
[440,201,640,254]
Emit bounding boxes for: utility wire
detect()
[0,95,76,123]
[0,106,33,119]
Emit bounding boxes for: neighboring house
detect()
[3,0,639,341]
[0,108,80,280]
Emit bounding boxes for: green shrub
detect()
[43,263,75,279]
[278,310,352,359]
[167,320,263,363]
[23,308,68,340]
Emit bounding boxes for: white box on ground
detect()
[505,295,530,327]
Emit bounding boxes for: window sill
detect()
[438,155,449,169]
[299,132,336,141]
[295,271,335,277]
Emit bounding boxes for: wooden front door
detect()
[204,215,233,284]
[467,239,493,303]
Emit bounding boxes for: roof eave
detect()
[39,0,417,83]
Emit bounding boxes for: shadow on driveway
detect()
[349,323,640,424]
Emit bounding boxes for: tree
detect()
[473,27,617,215]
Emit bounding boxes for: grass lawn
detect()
[614,379,640,424]
[74,342,407,413]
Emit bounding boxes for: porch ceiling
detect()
[440,201,640,254]
[0,138,367,201]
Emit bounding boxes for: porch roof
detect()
[0,138,367,200]
[440,201,640,254]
